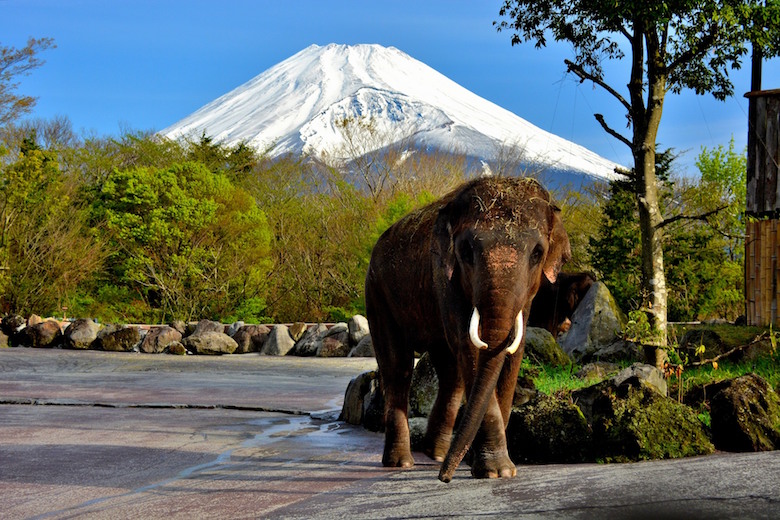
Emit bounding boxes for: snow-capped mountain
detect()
[162,43,623,182]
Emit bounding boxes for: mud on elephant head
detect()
[365,176,570,482]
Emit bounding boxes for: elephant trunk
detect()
[438,346,508,483]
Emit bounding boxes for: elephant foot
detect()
[382,445,415,468]
[470,449,517,479]
[422,432,452,462]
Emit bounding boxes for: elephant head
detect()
[431,177,570,482]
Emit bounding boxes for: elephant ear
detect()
[543,205,571,284]
[433,202,457,281]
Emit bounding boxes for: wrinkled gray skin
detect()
[365,177,570,482]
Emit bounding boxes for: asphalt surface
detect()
[1,348,779,519]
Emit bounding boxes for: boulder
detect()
[170,320,186,335]
[573,376,713,462]
[710,374,780,452]
[348,335,375,357]
[340,370,378,425]
[27,314,44,327]
[524,327,570,366]
[191,319,224,337]
[95,325,141,352]
[140,326,182,354]
[225,321,244,337]
[232,324,271,354]
[409,353,439,418]
[317,323,350,357]
[679,328,723,360]
[182,331,238,355]
[347,314,370,346]
[261,325,295,356]
[613,362,667,397]
[558,282,628,362]
[1,314,25,337]
[507,392,592,464]
[288,323,327,356]
[288,322,308,342]
[166,341,187,356]
[63,319,100,350]
[25,320,63,348]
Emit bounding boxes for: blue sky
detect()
[2,0,778,175]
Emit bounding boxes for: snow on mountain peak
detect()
[162,43,623,182]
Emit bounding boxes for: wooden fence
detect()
[745,89,780,326]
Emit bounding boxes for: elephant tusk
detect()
[469,307,488,350]
[505,311,524,354]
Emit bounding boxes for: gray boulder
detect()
[613,362,667,397]
[261,325,295,356]
[225,321,245,337]
[182,331,238,355]
[348,314,370,346]
[166,341,187,356]
[288,323,327,356]
[191,319,224,337]
[232,324,271,354]
[288,322,308,342]
[63,319,100,350]
[95,325,141,352]
[348,334,374,357]
[524,326,570,366]
[558,282,627,362]
[1,314,25,337]
[317,323,350,357]
[409,353,438,418]
[140,326,182,354]
[25,320,63,348]
[340,371,378,426]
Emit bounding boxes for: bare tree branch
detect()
[594,113,632,148]
[565,59,631,113]
[657,205,728,229]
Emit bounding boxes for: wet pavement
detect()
[1,348,779,519]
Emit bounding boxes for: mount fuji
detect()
[162,43,623,183]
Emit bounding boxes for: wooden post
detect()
[745,88,780,326]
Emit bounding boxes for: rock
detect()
[710,374,780,452]
[63,319,100,350]
[409,417,429,452]
[288,323,327,356]
[679,328,723,360]
[558,282,627,362]
[140,326,182,354]
[170,320,186,335]
[261,325,295,356]
[575,361,619,381]
[95,325,141,352]
[348,335,374,357]
[507,392,593,463]
[362,378,385,433]
[347,314,370,346]
[192,319,224,337]
[25,320,63,348]
[524,327,570,366]
[182,331,238,355]
[613,363,667,397]
[225,321,244,337]
[340,371,378,425]
[288,322,308,342]
[409,353,439,418]
[0,331,7,348]
[1,314,25,336]
[317,323,350,357]
[166,341,187,356]
[573,378,713,462]
[27,314,44,327]
[232,324,271,354]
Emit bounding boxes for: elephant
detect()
[528,271,596,337]
[365,176,570,482]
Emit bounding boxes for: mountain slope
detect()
[162,43,622,182]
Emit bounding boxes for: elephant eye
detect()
[458,239,475,265]
[530,244,544,267]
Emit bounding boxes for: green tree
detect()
[0,133,104,314]
[497,0,780,364]
[0,38,56,127]
[95,161,271,322]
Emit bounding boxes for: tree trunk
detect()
[632,35,668,369]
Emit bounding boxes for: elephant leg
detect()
[423,346,464,462]
[373,322,416,468]
[469,395,516,479]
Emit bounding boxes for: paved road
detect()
[1,348,778,519]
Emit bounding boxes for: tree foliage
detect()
[0,38,56,127]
